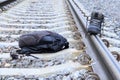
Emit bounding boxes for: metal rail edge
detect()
[66,0,120,80]
[0,0,24,12]
[0,0,16,8]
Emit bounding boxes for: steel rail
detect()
[0,0,16,8]
[66,0,120,80]
[0,0,24,12]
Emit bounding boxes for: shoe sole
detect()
[87,27,100,35]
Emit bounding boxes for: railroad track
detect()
[0,0,119,80]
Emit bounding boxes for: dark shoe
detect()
[88,12,104,34]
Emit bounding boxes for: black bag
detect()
[18,31,69,55]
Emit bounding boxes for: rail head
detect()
[66,0,120,80]
[0,0,16,7]
[0,0,24,12]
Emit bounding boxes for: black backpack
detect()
[17,31,69,55]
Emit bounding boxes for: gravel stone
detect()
[0,69,99,80]
[0,57,66,68]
